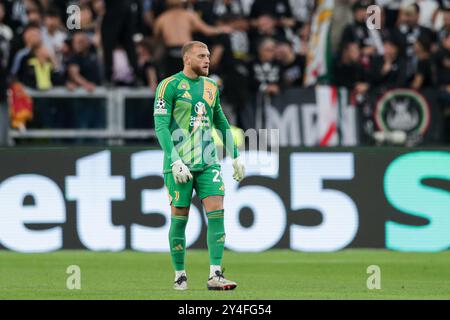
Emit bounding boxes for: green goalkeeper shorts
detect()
[164,164,225,207]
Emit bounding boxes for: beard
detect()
[191,64,209,77]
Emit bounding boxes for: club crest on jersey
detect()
[178,80,190,91]
[154,98,167,115]
[205,88,213,101]
[203,80,216,106]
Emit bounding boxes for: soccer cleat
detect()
[173,274,188,291]
[207,269,237,291]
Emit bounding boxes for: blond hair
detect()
[181,41,208,57]
[166,0,184,8]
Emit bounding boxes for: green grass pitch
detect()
[0,249,449,300]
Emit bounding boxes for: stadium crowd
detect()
[0,0,450,143]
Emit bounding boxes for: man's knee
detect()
[172,206,190,216]
[203,196,224,212]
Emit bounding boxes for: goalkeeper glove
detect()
[171,159,193,184]
[232,156,245,182]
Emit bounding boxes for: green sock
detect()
[207,209,225,266]
[169,215,188,271]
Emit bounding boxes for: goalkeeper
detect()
[153,41,245,291]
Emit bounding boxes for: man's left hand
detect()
[232,156,245,182]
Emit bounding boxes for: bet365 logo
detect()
[385,152,450,251]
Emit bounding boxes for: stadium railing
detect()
[9,87,156,145]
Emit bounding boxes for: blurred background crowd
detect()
[0,0,449,144]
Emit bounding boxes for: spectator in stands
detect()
[153,0,231,77]
[7,2,39,69]
[92,0,106,21]
[50,0,74,26]
[80,1,106,48]
[276,38,305,88]
[187,0,216,26]
[333,41,369,95]
[84,1,105,52]
[4,0,27,33]
[60,38,73,85]
[101,0,139,85]
[0,47,8,146]
[144,0,167,28]
[136,39,160,91]
[289,0,314,26]
[294,22,310,56]
[248,13,287,56]
[3,0,42,35]
[434,30,450,89]
[210,14,250,76]
[248,37,281,96]
[141,0,155,36]
[67,31,104,131]
[411,34,435,90]
[247,37,282,129]
[16,44,59,90]
[187,0,217,46]
[249,0,295,28]
[212,0,246,20]
[80,4,97,37]
[111,46,136,86]
[67,31,101,92]
[15,41,64,130]
[417,0,441,29]
[26,6,44,26]
[210,13,250,130]
[395,3,436,80]
[368,35,407,89]
[340,0,384,69]
[375,0,403,29]
[42,8,66,71]
[10,23,42,77]
[434,27,450,143]
[0,2,13,68]
[437,4,450,42]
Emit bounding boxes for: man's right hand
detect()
[217,25,233,34]
[266,84,280,95]
[83,82,96,93]
[171,160,193,184]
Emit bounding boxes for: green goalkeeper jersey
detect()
[154,71,239,173]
